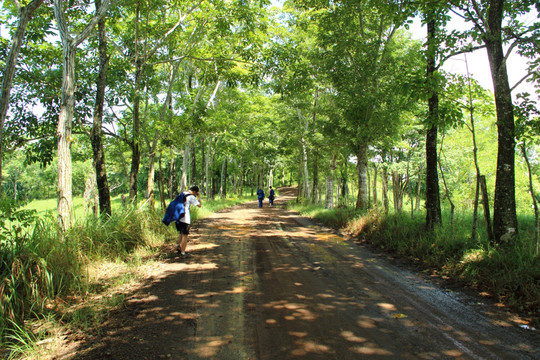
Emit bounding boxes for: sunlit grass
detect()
[22,195,125,220]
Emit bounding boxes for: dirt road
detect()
[71,188,539,359]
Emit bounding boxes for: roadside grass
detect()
[0,194,252,359]
[289,202,540,326]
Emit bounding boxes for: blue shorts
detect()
[175,222,191,235]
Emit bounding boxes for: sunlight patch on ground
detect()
[291,340,331,355]
[341,330,367,343]
[314,232,345,243]
[188,242,220,251]
[173,289,194,296]
[195,292,219,298]
[442,349,465,357]
[225,286,246,294]
[134,294,159,302]
[168,312,199,320]
[377,302,397,311]
[284,303,304,310]
[289,331,308,338]
[316,293,336,299]
[189,335,234,357]
[281,305,316,321]
[478,339,496,346]
[357,316,378,329]
[162,262,218,273]
[316,303,336,311]
[350,344,393,356]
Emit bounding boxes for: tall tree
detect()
[0,0,43,194]
[123,0,193,202]
[424,8,443,229]
[450,0,539,243]
[90,0,112,217]
[53,0,111,230]
[302,0,420,210]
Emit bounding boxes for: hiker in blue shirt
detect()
[256,187,265,208]
[268,186,275,207]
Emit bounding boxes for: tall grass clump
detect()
[0,201,171,352]
[449,237,540,316]
[349,210,539,321]
[0,200,80,348]
[68,206,165,261]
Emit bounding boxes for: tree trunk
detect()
[392,170,403,212]
[128,2,142,203]
[472,176,480,241]
[485,0,518,244]
[311,153,319,204]
[408,155,414,218]
[205,140,212,198]
[520,144,539,255]
[181,138,190,192]
[168,148,177,199]
[297,108,310,201]
[325,155,336,209]
[146,62,178,208]
[13,173,18,200]
[191,137,197,187]
[91,0,111,217]
[367,166,371,207]
[238,159,244,196]
[221,157,228,198]
[0,0,43,192]
[382,165,389,214]
[480,175,494,242]
[355,143,368,210]
[201,136,206,194]
[56,43,76,231]
[438,157,454,234]
[146,131,158,210]
[158,154,166,210]
[55,0,112,230]
[341,160,349,207]
[415,164,423,211]
[372,165,378,209]
[425,17,442,230]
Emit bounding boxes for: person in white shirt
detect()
[176,186,201,257]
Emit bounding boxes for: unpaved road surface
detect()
[69,188,538,359]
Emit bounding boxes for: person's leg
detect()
[176,233,184,251]
[176,223,183,251]
[176,222,191,255]
[180,233,188,253]
[258,198,262,207]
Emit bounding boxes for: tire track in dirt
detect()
[67,188,539,360]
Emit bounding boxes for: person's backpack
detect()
[162,192,193,226]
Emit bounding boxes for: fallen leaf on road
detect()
[391,313,408,319]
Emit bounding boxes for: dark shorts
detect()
[175,221,191,235]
